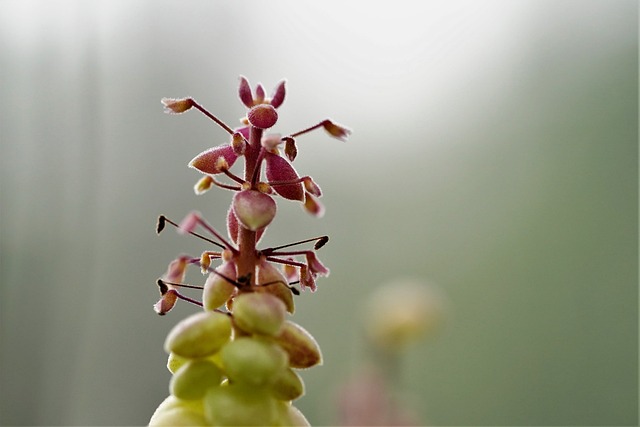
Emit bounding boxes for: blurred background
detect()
[0,0,637,425]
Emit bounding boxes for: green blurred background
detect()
[1,1,637,425]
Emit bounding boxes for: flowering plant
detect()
[149,77,350,426]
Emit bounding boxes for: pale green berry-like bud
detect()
[170,360,223,400]
[166,352,188,374]
[203,261,237,311]
[274,321,322,369]
[220,336,289,386]
[149,395,206,427]
[232,190,276,231]
[270,367,305,401]
[204,383,279,426]
[254,280,295,314]
[279,404,311,427]
[164,311,232,358]
[233,292,286,336]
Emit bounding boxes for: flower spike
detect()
[152,76,350,425]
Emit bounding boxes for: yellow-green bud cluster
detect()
[150,292,321,426]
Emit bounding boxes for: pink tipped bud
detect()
[322,119,351,141]
[154,289,178,315]
[231,132,246,156]
[303,192,325,217]
[189,144,238,175]
[248,104,278,129]
[283,137,297,162]
[303,176,322,197]
[161,97,194,114]
[255,83,266,103]
[232,190,277,231]
[270,80,286,108]
[238,76,254,108]
[194,175,214,195]
[265,153,304,201]
[261,133,282,151]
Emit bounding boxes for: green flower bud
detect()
[204,383,279,426]
[164,311,232,358]
[220,337,289,386]
[170,360,223,400]
[270,367,305,401]
[149,395,206,427]
[203,262,237,311]
[274,321,322,369]
[233,292,286,336]
[166,352,188,374]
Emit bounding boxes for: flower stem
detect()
[235,125,264,284]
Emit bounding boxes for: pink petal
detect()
[189,144,238,175]
[238,76,254,108]
[265,153,304,201]
[270,80,286,108]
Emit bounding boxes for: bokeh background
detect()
[1,1,637,425]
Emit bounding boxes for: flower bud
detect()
[270,368,305,401]
[220,337,289,386]
[203,261,237,311]
[303,176,322,197]
[161,97,194,114]
[166,352,188,374]
[247,104,278,129]
[153,289,178,315]
[232,190,277,231]
[164,311,232,358]
[274,321,322,369]
[279,405,311,427]
[170,359,223,400]
[232,292,286,336]
[204,384,279,426]
[303,192,325,217]
[231,132,246,156]
[149,404,208,427]
[283,137,297,161]
[194,175,213,195]
[189,144,238,175]
[322,119,351,141]
[254,280,295,314]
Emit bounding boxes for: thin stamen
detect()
[211,176,242,191]
[194,216,237,253]
[158,278,204,291]
[157,215,226,250]
[288,120,327,138]
[261,236,328,254]
[266,256,306,268]
[191,100,235,135]
[223,169,246,186]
